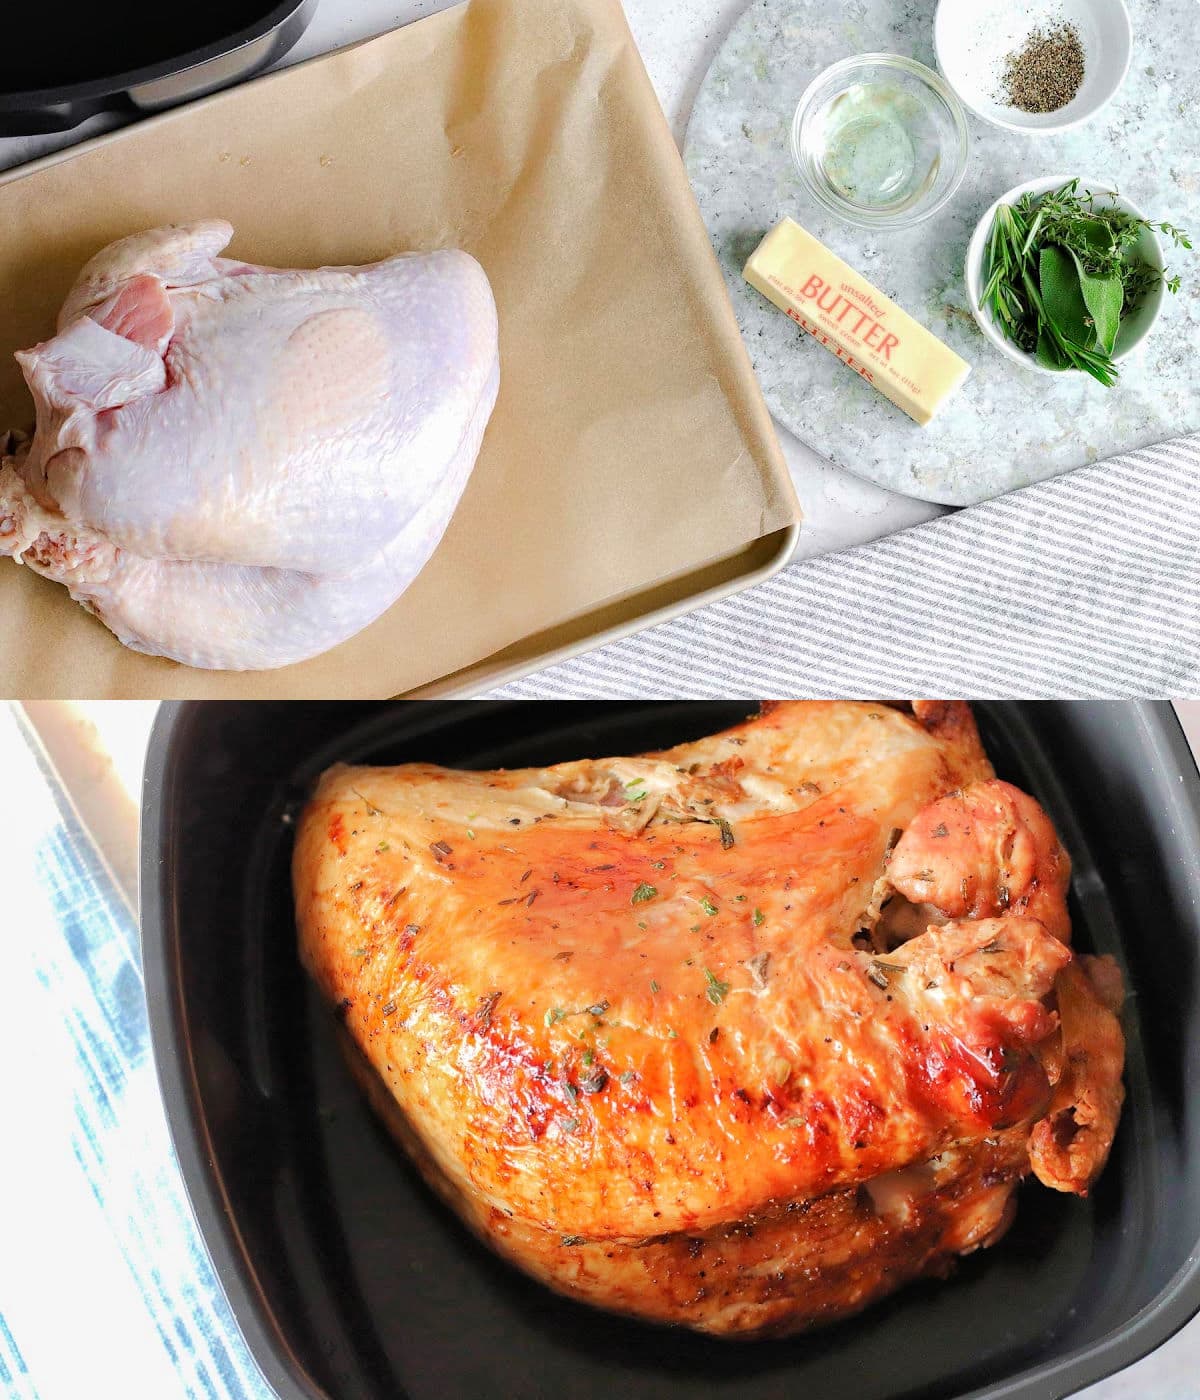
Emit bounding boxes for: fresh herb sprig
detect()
[981,180,1190,387]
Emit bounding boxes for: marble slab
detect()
[684,0,1200,504]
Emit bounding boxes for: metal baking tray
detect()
[141,702,1200,1399]
[0,2,317,135]
[408,533,800,697]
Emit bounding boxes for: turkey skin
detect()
[293,702,1125,1337]
[0,222,499,670]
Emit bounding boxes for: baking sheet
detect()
[411,529,794,696]
[0,0,799,698]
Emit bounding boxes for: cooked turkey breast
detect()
[293,701,1125,1337]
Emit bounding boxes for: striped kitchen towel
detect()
[0,706,273,1400]
[489,435,1200,699]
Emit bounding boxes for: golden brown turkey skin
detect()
[293,701,1126,1336]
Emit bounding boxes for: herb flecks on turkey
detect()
[293,702,1125,1337]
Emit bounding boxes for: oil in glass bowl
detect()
[791,55,969,230]
[820,84,924,206]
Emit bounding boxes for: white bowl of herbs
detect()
[965,175,1190,385]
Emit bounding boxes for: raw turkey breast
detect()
[293,701,1126,1337]
[0,221,499,669]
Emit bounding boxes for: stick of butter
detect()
[743,218,970,426]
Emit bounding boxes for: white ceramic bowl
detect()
[964,175,1165,375]
[934,0,1133,135]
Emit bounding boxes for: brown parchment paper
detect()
[0,0,798,698]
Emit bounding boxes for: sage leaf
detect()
[1039,244,1093,348]
[1065,246,1123,355]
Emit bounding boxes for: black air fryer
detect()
[0,1,317,134]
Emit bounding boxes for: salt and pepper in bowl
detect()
[933,0,1134,134]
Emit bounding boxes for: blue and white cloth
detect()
[0,705,272,1400]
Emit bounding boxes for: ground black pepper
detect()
[1001,22,1086,113]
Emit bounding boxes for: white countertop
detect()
[0,0,943,562]
[21,698,1200,1400]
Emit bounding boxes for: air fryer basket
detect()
[141,703,1200,1400]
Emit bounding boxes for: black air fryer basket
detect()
[140,702,1200,1400]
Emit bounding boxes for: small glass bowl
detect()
[790,54,970,230]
